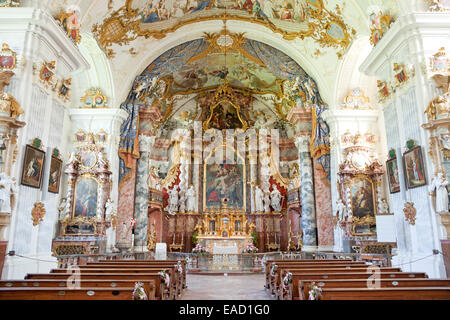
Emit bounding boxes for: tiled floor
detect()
[181,273,275,300]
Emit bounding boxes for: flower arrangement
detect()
[270,264,278,277]
[282,272,292,288]
[244,244,258,253]
[308,282,322,300]
[132,282,148,300]
[158,270,170,286]
[192,244,208,255]
[175,261,183,274]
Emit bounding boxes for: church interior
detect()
[0,0,449,301]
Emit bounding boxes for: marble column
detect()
[133,135,155,249]
[313,160,334,249]
[296,135,317,248]
[117,160,137,250]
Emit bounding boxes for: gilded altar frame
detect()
[203,98,248,131]
[203,143,246,213]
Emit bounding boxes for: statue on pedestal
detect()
[263,189,271,212]
[185,184,196,212]
[380,198,390,214]
[178,191,186,213]
[429,172,449,213]
[336,199,347,221]
[270,185,283,212]
[254,185,264,212]
[0,173,17,214]
[166,185,179,215]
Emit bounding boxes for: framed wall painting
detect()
[48,156,62,194]
[403,146,427,189]
[386,157,400,193]
[20,145,45,189]
[73,176,98,218]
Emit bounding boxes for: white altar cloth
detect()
[213,243,238,254]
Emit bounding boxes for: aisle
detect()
[181,274,274,300]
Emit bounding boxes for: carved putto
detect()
[0,70,24,119]
[424,92,450,121]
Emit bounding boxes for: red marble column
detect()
[313,162,334,249]
[0,241,7,278]
[116,159,137,249]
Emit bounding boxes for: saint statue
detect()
[429,172,449,213]
[105,198,115,220]
[254,185,264,212]
[0,173,17,214]
[380,198,390,214]
[178,191,186,213]
[263,189,271,212]
[336,199,347,221]
[0,70,24,119]
[185,184,196,212]
[270,185,283,212]
[166,185,179,215]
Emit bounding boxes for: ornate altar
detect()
[337,132,384,237]
[52,133,113,256]
[195,200,255,254]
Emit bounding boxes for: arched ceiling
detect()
[42,0,401,105]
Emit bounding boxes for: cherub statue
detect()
[0,70,24,119]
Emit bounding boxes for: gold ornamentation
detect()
[54,244,87,256]
[429,47,449,73]
[58,6,82,44]
[424,92,450,121]
[39,61,56,84]
[403,202,416,225]
[0,70,24,118]
[0,0,19,7]
[369,12,393,46]
[392,63,413,88]
[377,80,391,102]
[80,88,108,108]
[58,78,71,101]
[147,220,156,251]
[31,202,46,226]
[61,216,98,236]
[92,0,354,58]
[341,88,373,110]
[0,43,17,70]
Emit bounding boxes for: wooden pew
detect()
[298,278,450,300]
[280,271,428,300]
[271,266,397,296]
[0,287,137,300]
[265,260,366,289]
[317,287,450,300]
[25,272,169,300]
[0,279,156,300]
[85,261,187,292]
[50,267,179,299]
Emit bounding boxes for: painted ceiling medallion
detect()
[80,88,108,108]
[92,0,355,58]
[216,34,233,47]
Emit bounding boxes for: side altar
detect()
[195,201,255,254]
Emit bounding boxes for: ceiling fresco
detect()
[92,0,355,58]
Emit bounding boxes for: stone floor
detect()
[181,273,275,300]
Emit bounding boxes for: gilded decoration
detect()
[31,202,46,226]
[80,88,108,108]
[369,11,393,46]
[377,80,391,103]
[0,0,19,7]
[58,78,71,101]
[424,92,450,121]
[39,61,56,84]
[58,5,81,44]
[392,63,414,90]
[61,216,98,236]
[340,88,373,110]
[92,0,355,58]
[0,43,17,70]
[0,70,24,119]
[426,0,450,12]
[403,202,416,225]
[429,47,449,74]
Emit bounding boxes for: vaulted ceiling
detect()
[41,0,402,106]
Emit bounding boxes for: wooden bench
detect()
[51,267,179,299]
[265,260,366,289]
[25,272,170,300]
[279,271,428,300]
[297,278,450,300]
[271,266,395,295]
[85,261,187,291]
[0,279,156,300]
[0,287,137,300]
[317,287,450,300]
